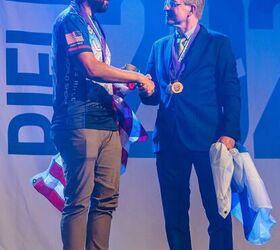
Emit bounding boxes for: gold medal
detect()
[170,81,184,94]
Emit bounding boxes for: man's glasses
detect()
[164,1,186,8]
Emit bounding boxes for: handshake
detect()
[123,64,155,97]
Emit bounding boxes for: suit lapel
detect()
[179,26,210,79]
[163,35,174,80]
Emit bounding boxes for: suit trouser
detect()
[156,149,233,250]
[52,129,122,250]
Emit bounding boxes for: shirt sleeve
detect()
[140,43,160,106]
[61,13,92,56]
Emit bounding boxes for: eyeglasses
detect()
[164,1,186,8]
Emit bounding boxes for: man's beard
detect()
[89,0,109,13]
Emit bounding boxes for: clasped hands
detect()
[137,74,155,97]
[121,64,155,97]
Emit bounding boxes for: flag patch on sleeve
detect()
[65,31,84,45]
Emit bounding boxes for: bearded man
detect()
[51,1,154,249]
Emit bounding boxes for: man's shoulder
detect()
[152,34,173,48]
[54,6,83,27]
[203,26,230,43]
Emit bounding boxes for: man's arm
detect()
[74,52,155,91]
[217,37,241,149]
[139,44,160,104]
[60,13,154,91]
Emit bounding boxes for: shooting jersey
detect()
[51,3,117,131]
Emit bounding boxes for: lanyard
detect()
[169,24,200,82]
[71,4,107,62]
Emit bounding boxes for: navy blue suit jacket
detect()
[142,25,241,152]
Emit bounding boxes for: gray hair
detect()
[184,0,205,19]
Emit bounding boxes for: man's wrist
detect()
[135,73,144,84]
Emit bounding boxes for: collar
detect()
[175,24,198,40]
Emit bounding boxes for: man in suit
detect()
[139,0,241,249]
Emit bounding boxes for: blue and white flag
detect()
[210,142,276,245]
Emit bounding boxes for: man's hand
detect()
[218,136,235,150]
[138,74,155,97]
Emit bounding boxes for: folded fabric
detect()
[32,154,65,212]
[31,87,147,211]
[210,142,276,245]
[209,142,234,218]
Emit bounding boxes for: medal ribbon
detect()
[72,3,107,63]
[169,24,200,82]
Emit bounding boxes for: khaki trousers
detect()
[52,129,122,250]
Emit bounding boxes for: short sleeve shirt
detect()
[51,4,117,131]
